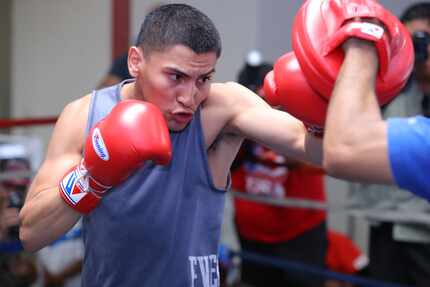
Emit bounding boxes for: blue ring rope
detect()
[230,249,413,287]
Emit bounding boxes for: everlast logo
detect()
[92,128,109,161]
[189,255,219,287]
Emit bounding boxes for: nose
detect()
[177,82,197,110]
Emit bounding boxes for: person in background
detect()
[404,2,430,117]
[96,53,131,89]
[97,3,164,89]
[325,230,369,287]
[36,221,83,287]
[0,156,37,287]
[231,51,327,287]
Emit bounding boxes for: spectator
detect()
[96,52,131,89]
[0,157,37,287]
[231,51,327,287]
[36,221,84,287]
[325,230,369,287]
[96,3,164,89]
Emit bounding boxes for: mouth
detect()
[172,112,193,124]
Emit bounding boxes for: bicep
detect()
[26,100,87,201]
[324,120,394,183]
[224,83,321,165]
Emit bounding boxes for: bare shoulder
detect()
[201,82,256,147]
[205,82,262,110]
[45,94,92,159]
[63,93,91,115]
[203,82,264,125]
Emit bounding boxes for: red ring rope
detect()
[0,117,58,128]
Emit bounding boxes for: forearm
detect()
[324,39,393,183]
[20,185,80,251]
[326,40,380,134]
[261,116,322,167]
[245,112,322,167]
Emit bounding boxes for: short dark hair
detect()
[136,4,222,58]
[400,2,430,23]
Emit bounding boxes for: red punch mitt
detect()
[292,0,414,105]
[264,52,328,134]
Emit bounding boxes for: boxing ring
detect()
[0,115,426,287]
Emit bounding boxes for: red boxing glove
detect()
[59,100,172,214]
[264,52,327,135]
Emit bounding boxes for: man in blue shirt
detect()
[324,18,430,201]
[387,116,430,198]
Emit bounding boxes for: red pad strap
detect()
[303,122,324,138]
[323,21,390,78]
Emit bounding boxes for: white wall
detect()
[258,1,303,61]
[12,0,420,120]
[258,0,426,61]
[131,0,259,83]
[11,0,110,119]
[11,0,110,146]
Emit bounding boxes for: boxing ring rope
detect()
[0,116,57,129]
[0,115,421,287]
[230,249,412,287]
[0,170,34,182]
[232,191,430,225]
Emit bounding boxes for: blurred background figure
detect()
[403,2,430,117]
[36,221,83,287]
[0,157,30,241]
[325,230,369,287]
[96,3,164,90]
[0,145,37,287]
[96,52,131,89]
[348,3,430,286]
[230,50,327,287]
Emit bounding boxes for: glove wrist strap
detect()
[59,161,111,214]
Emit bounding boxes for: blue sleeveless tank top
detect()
[81,82,227,287]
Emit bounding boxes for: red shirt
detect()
[232,145,326,243]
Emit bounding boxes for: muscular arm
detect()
[323,39,394,183]
[19,97,89,251]
[215,82,322,166]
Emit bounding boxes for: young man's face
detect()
[405,19,430,81]
[135,45,217,131]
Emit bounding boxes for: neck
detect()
[120,81,145,101]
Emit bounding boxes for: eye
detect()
[198,75,213,85]
[168,73,183,82]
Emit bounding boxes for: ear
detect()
[128,46,145,77]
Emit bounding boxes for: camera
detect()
[412,31,430,63]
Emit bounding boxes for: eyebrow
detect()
[165,67,216,78]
